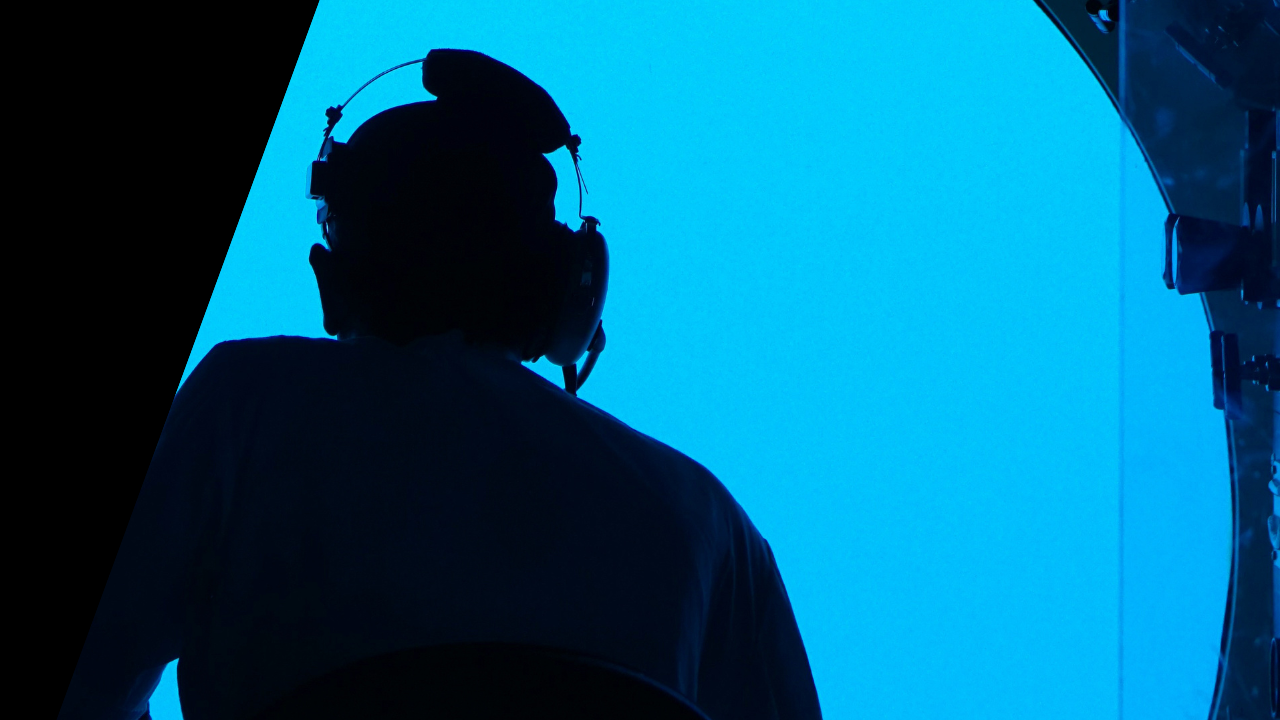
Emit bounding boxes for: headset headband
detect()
[309,50,597,229]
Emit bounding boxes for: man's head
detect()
[310,100,566,358]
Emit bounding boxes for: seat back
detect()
[253,642,711,720]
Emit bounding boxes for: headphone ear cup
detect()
[541,222,608,367]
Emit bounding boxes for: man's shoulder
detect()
[195,335,342,372]
[204,335,337,360]
[575,399,700,466]
[568,398,742,513]
[179,336,340,397]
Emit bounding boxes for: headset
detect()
[305,49,608,396]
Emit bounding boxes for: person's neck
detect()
[341,328,522,364]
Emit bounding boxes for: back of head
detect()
[326,99,565,352]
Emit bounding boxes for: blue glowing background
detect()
[146,1,1230,718]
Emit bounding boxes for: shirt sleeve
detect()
[59,346,235,720]
[695,526,822,720]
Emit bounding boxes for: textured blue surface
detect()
[147,1,1228,718]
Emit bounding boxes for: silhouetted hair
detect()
[328,102,563,353]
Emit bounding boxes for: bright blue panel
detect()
[1118,118,1230,719]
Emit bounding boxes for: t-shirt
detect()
[60,332,822,720]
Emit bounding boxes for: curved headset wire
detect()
[559,135,605,396]
[319,58,427,147]
[317,58,607,396]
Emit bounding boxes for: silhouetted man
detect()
[60,50,822,720]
